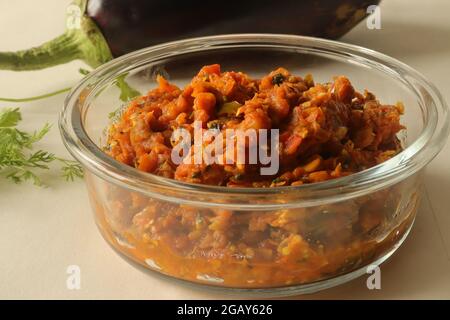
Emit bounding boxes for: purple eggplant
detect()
[0,0,380,71]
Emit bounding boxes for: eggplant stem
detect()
[0,87,72,102]
[0,33,82,71]
[0,2,112,71]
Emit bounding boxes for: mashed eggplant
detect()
[95,65,412,288]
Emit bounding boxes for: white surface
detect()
[0,0,449,299]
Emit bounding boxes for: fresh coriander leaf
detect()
[79,68,91,76]
[0,108,21,127]
[7,168,42,186]
[57,158,84,182]
[0,107,83,185]
[24,124,52,148]
[116,74,141,102]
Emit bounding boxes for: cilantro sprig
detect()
[0,108,83,185]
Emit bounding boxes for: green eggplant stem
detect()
[0,1,112,71]
[0,0,140,104]
[0,33,83,71]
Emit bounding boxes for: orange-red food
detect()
[99,65,411,288]
[107,64,404,187]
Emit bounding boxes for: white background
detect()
[0,0,449,299]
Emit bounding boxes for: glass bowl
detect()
[59,34,449,296]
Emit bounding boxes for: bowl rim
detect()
[59,34,450,208]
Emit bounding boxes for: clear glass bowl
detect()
[59,34,449,296]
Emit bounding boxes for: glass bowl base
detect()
[99,218,414,298]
